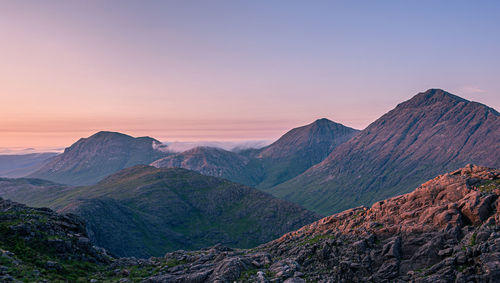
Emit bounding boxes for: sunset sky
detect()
[1,1,499,150]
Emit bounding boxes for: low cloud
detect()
[161,140,272,153]
[456,85,486,95]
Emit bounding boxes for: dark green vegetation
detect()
[6,166,320,258]
[152,118,359,190]
[0,197,110,282]
[273,89,500,215]
[0,152,58,178]
[28,131,171,186]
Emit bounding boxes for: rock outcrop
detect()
[0,197,111,282]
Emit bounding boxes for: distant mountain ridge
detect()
[152,118,359,189]
[0,152,58,178]
[150,146,261,185]
[28,131,171,185]
[273,89,500,215]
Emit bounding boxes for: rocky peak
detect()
[397,88,468,109]
[257,118,359,159]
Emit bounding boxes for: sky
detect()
[1,0,499,150]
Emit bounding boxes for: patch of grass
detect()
[298,234,335,246]
[165,258,188,268]
[477,179,500,193]
[238,268,259,281]
[469,232,477,246]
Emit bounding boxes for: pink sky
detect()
[1,1,498,149]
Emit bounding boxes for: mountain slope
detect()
[0,152,58,178]
[28,131,170,185]
[151,119,359,189]
[254,118,359,188]
[0,177,71,206]
[274,89,500,215]
[151,146,262,185]
[17,166,321,258]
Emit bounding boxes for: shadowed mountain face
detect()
[12,166,320,258]
[253,118,359,188]
[0,153,58,178]
[152,119,359,189]
[28,131,171,186]
[273,89,500,215]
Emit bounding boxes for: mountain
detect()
[137,165,500,282]
[0,152,58,178]
[2,165,499,282]
[13,165,320,258]
[151,119,359,189]
[253,118,359,188]
[28,131,171,185]
[273,89,500,215]
[151,146,262,185]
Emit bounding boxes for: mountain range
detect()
[152,118,359,189]
[0,87,498,275]
[0,152,58,178]
[273,89,500,214]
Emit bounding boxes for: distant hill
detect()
[0,152,58,177]
[28,131,171,185]
[8,166,320,258]
[0,177,71,206]
[273,89,500,215]
[151,146,262,185]
[152,119,359,189]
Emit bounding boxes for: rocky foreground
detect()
[1,164,499,282]
[135,165,500,283]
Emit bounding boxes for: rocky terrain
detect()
[8,166,320,258]
[128,165,500,282]
[0,197,111,282]
[152,119,359,189]
[0,152,58,178]
[29,131,171,186]
[1,165,499,282]
[274,89,500,215]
